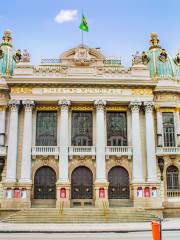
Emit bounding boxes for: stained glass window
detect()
[162,112,175,147]
[107,112,127,146]
[71,112,92,146]
[36,111,57,146]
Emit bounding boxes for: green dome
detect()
[143,33,180,80]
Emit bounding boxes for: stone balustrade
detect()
[105,146,132,156]
[69,146,96,156]
[32,146,59,156]
[156,147,180,155]
[0,146,7,156]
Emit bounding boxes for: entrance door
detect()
[34,166,56,199]
[108,166,130,199]
[71,166,93,199]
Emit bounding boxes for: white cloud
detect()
[54,9,78,24]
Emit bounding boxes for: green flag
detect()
[79,14,89,32]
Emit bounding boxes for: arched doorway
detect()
[108,166,130,199]
[167,165,179,190]
[71,166,93,199]
[34,166,56,199]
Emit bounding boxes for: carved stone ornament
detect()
[141,51,149,65]
[58,99,71,110]
[159,49,168,62]
[73,46,92,66]
[132,51,143,65]
[94,100,106,111]
[21,49,30,63]
[9,99,20,111]
[144,101,154,112]
[129,101,142,112]
[22,99,35,111]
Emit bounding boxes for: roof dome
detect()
[143,33,180,80]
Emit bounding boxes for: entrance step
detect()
[32,199,56,208]
[1,207,160,223]
[109,199,133,207]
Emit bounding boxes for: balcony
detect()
[167,190,180,198]
[32,146,59,156]
[156,147,180,155]
[69,146,96,157]
[0,146,7,156]
[105,146,133,158]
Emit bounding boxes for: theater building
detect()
[0,30,180,215]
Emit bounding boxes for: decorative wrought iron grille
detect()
[108,166,130,199]
[71,112,92,146]
[162,112,176,147]
[167,165,179,190]
[107,112,127,146]
[34,166,56,199]
[71,166,93,199]
[36,111,57,146]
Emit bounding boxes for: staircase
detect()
[1,207,159,223]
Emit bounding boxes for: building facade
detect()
[0,30,180,215]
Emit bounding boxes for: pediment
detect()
[60,45,105,66]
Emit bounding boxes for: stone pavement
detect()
[0,218,179,233]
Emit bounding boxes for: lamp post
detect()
[158,157,164,181]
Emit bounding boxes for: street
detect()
[0,231,179,240]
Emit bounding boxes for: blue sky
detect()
[0,0,179,66]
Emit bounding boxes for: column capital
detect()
[58,99,71,111]
[144,101,154,112]
[94,100,106,111]
[9,99,20,111]
[129,101,142,112]
[22,99,35,111]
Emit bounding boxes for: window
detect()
[107,112,127,146]
[71,112,92,146]
[167,165,179,190]
[162,112,175,147]
[36,111,57,146]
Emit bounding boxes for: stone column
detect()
[20,100,34,183]
[144,102,158,182]
[94,100,106,182]
[94,100,109,208]
[129,101,144,183]
[57,99,71,208]
[6,100,20,182]
[156,110,163,146]
[0,106,6,147]
[175,110,180,146]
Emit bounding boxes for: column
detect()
[94,100,106,182]
[58,99,70,183]
[129,101,143,183]
[20,100,34,183]
[6,99,20,182]
[144,102,158,182]
[0,106,6,146]
[156,110,163,146]
[175,110,180,146]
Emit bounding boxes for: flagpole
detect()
[81,30,84,46]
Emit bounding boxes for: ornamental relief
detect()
[68,157,96,181]
[32,156,58,180]
[106,157,132,180]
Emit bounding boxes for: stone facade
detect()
[0,31,180,215]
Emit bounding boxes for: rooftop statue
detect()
[0,30,21,76]
[21,49,30,63]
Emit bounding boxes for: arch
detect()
[71,166,93,199]
[108,166,130,199]
[34,166,56,199]
[166,165,179,190]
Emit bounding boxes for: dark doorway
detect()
[34,166,56,199]
[108,166,130,199]
[71,166,93,199]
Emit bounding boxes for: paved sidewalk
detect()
[0,218,179,233]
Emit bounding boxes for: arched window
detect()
[166,165,179,190]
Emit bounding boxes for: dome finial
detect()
[149,32,160,50]
[1,29,12,47]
